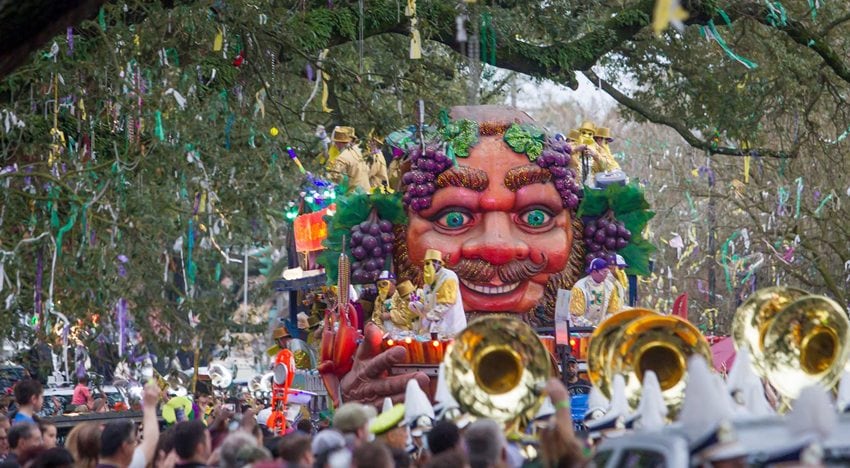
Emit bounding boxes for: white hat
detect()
[615,254,628,268]
[585,374,631,434]
[434,363,460,417]
[256,407,272,427]
[724,347,773,417]
[608,374,631,416]
[583,385,610,422]
[678,355,733,441]
[404,379,435,436]
[787,385,836,440]
[836,371,850,413]
[691,421,748,464]
[311,429,346,456]
[634,371,666,430]
[679,356,747,463]
[377,270,396,281]
[382,397,394,414]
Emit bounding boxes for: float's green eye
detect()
[525,209,549,227]
[445,212,465,228]
[437,211,473,229]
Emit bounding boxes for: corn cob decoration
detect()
[338,235,350,306]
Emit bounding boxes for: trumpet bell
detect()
[588,309,711,416]
[443,316,550,424]
[732,287,850,403]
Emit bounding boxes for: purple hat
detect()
[586,258,609,274]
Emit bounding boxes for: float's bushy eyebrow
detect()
[504,164,552,192]
[435,166,489,192]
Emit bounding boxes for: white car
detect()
[39,385,128,417]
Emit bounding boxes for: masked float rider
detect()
[412,249,466,338]
[575,121,620,181]
[372,271,418,334]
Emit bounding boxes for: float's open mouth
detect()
[460,278,520,295]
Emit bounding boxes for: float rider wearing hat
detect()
[325,126,371,193]
[412,249,467,338]
[366,130,390,192]
[376,278,419,334]
[607,254,629,308]
[593,127,621,172]
[371,271,416,333]
[572,122,620,182]
[569,258,621,327]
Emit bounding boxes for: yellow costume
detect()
[572,122,620,178]
[367,132,390,192]
[388,158,403,192]
[372,291,418,332]
[569,274,621,327]
[592,127,621,173]
[325,126,371,192]
[368,150,389,191]
[326,145,371,193]
[416,250,466,338]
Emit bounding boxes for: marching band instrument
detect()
[208,361,234,389]
[588,309,712,416]
[443,316,550,424]
[587,308,654,400]
[249,372,275,394]
[732,287,850,402]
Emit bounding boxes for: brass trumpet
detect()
[443,316,551,425]
[732,287,850,402]
[588,309,712,416]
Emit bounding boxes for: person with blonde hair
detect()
[65,422,101,468]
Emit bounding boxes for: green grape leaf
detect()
[504,124,545,161]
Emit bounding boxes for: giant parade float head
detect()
[394,106,584,324]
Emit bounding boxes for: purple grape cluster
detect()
[536,139,582,210]
[349,215,395,284]
[584,214,631,264]
[402,146,453,212]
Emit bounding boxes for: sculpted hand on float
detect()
[325,322,430,407]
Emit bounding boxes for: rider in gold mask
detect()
[413,249,466,338]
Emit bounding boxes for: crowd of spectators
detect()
[0,376,585,468]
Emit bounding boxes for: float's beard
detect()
[393,217,585,327]
[452,256,548,284]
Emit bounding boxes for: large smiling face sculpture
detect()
[394,106,586,325]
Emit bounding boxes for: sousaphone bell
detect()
[443,316,551,424]
[588,309,712,416]
[732,286,850,402]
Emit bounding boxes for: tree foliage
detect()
[1,0,849,356]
